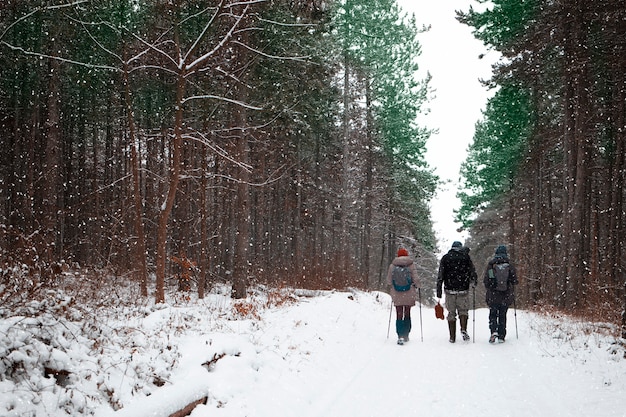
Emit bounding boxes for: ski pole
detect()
[513,286,518,339]
[472,286,476,343]
[387,299,393,339]
[418,288,423,342]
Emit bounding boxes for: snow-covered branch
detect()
[183,2,224,65]
[225,0,267,6]
[0,41,120,71]
[231,40,310,62]
[70,17,123,64]
[127,32,179,69]
[185,5,249,73]
[128,65,179,76]
[182,131,253,173]
[257,17,316,27]
[0,0,88,42]
[181,94,263,111]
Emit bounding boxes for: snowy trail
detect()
[6,288,623,417]
[189,290,626,417]
[290,296,569,417]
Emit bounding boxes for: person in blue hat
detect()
[437,241,477,343]
[484,245,518,343]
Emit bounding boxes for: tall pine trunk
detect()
[42,56,62,270]
[231,13,251,299]
[155,71,185,303]
[123,60,149,298]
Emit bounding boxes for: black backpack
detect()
[391,265,412,292]
[443,250,472,289]
[489,262,510,292]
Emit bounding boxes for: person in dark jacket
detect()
[483,245,518,343]
[437,241,478,343]
[387,248,420,345]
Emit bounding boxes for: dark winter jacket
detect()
[483,256,518,307]
[387,256,420,306]
[436,248,478,298]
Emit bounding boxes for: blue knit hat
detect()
[495,245,507,256]
[451,241,462,248]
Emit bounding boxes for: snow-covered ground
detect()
[1,282,625,417]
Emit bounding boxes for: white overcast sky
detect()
[396,0,499,253]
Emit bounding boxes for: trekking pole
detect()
[472,286,476,343]
[513,286,519,339]
[418,288,423,342]
[387,299,393,339]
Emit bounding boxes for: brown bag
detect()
[435,303,444,320]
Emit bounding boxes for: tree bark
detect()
[363,75,373,286]
[123,60,149,298]
[231,11,251,299]
[42,56,62,266]
[155,71,185,304]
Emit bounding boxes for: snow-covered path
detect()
[182,291,626,417]
[5,287,624,417]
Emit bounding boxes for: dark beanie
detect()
[495,245,507,256]
[451,241,462,248]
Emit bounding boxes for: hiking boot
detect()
[459,315,470,341]
[489,332,498,344]
[448,320,456,343]
[498,337,505,343]
[403,318,412,341]
[397,337,405,345]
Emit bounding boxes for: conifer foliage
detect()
[0,0,436,300]
[457,0,626,322]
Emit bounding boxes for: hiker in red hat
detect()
[387,247,420,345]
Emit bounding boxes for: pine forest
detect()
[0,0,625,332]
[0,0,437,304]
[456,0,626,327]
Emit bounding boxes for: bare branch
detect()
[127,32,178,69]
[183,2,224,64]
[70,17,123,64]
[182,94,263,111]
[231,40,310,62]
[257,17,316,28]
[225,0,267,6]
[0,0,88,42]
[182,132,253,173]
[128,65,178,76]
[0,41,120,71]
[185,5,249,73]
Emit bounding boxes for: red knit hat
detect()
[397,248,409,257]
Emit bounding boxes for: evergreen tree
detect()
[456,83,532,229]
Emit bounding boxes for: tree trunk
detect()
[564,2,591,309]
[363,76,374,287]
[231,15,251,299]
[561,3,579,308]
[199,145,208,299]
[123,61,149,298]
[42,56,62,266]
[155,73,185,304]
[340,49,351,273]
[231,122,250,299]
